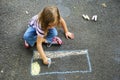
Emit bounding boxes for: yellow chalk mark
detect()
[31,62,41,76]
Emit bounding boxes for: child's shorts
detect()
[23,26,58,47]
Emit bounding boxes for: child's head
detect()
[38,6,60,31]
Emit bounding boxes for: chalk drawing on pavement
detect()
[30,50,92,76]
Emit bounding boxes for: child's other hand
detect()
[65,32,74,39]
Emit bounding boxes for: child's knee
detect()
[53,29,58,36]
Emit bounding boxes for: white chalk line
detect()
[86,51,92,72]
[33,50,87,59]
[30,49,92,76]
[35,70,91,76]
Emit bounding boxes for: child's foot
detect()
[24,40,30,48]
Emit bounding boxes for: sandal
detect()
[47,37,63,47]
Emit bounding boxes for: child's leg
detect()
[23,26,37,47]
[46,28,58,43]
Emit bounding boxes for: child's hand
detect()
[65,32,74,39]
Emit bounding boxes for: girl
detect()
[23,6,74,67]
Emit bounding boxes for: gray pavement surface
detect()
[0,0,120,80]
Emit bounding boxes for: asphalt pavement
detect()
[0,0,120,80]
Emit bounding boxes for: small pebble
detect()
[101,3,107,8]
[25,11,29,14]
[1,70,3,73]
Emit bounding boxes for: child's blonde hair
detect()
[38,6,60,32]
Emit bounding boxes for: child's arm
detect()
[60,17,74,39]
[36,36,48,64]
